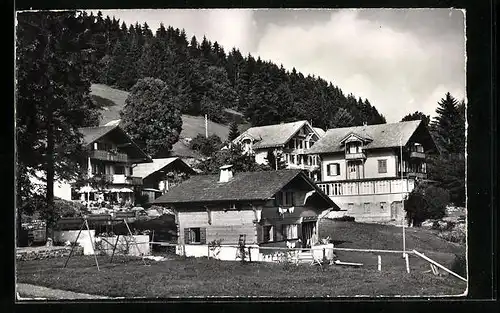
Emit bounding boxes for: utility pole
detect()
[400,136,406,258]
[205,114,208,138]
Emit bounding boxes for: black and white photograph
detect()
[15,8,468,299]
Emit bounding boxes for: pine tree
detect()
[228,121,240,141]
[401,111,431,127]
[16,11,102,227]
[430,92,462,154]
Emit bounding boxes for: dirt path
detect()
[16,283,112,300]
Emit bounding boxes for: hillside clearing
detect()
[90,84,235,140]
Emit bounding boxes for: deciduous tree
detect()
[120,77,183,157]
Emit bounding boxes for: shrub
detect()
[332,216,355,222]
[405,182,450,227]
[189,134,223,157]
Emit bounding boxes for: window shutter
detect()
[336,164,340,176]
[327,164,331,176]
[256,224,263,243]
[200,228,207,244]
[184,228,191,244]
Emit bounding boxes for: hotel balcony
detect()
[94,174,143,185]
[316,177,415,197]
[90,150,128,163]
[409,151,426,159]
[345,151,367,160]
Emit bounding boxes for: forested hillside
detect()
[81,11,386,130]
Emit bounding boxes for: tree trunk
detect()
[46,100,55,238]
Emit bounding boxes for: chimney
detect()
[219,164,234,183]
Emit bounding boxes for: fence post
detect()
[248,246,252,262]
[405,253,410,273]
[378,255,381,271]
[322,248,326,262]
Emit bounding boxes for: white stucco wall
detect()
[99,235,150,256]
[321,154,347,181]
[363,149,398,179]
[54,180,72,201]
[53,230,96,255]
[320,149,398,182]
[254,150,268,165]
[180,244,260,261]
[29,170,73,201]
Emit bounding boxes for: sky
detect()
[91,9,466,123]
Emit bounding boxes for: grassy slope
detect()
[319,220,465,274]
[17,255,466,297]
[91,84,231,140]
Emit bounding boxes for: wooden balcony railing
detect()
[90,150,128,162]
[316,178,415,197]
[409,151,426,159]
[345,151,367,160]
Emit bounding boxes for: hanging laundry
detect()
[288,206,295,214]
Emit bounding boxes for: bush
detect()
[405,183,450,227]
[451,253,467,277]
[332,216,355,222]
[189,134,223,157]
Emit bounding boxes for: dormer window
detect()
[346,142,362,154]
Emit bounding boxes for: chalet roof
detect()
[313,127,326,137]
[78,125,152,162]
[133,157,196,179]
[233,120,318,149]
[153,169,338,209]
[79,125,118,146]
[306,120,434,154]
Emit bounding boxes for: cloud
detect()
[253,10,466,122]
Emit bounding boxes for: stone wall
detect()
[16,246,84,262]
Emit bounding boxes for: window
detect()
[348,203,354,211]
[71,188,80,200]
[327,163,340,176]
[298,140,303,149]
[348,143,358,153]
[274,191,295,207]
[380,202,387,211]
[263,225,274,242]
[297,155,302,165]
[290,155,296,164]
[363,203,370,214]
[92,163,105,175]
[114,165,125,174]
[282,224,298,240]
[378,159,387,173]
[184,227,206,244]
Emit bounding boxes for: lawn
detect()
[16,220,467,298]
[16,254,466,298]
